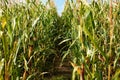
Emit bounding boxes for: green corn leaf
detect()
[23,56,29,71]
[83,9,107,60]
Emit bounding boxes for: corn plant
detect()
[61,0,120,80]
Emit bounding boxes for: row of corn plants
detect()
[0,0,65,80]
[0,0,120,80]
[61,0,120,80]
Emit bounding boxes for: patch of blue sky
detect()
[41,0,65,16]
[41,0,91,16]
[54,0,65,16]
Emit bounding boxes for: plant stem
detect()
[80,64,84,80]
[108,64,111,80]
[108,0,113,80]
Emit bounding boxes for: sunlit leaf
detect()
[0,31,3,38]
[0,59,4,75]
[1,18,6,29]
[23,56,28,71]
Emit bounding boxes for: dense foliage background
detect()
[0,0,120,80]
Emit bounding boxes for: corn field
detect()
[0,0,120,80]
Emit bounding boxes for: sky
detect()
[54,0,65,15]
[41,0,91,16]
[41,0,65,16]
